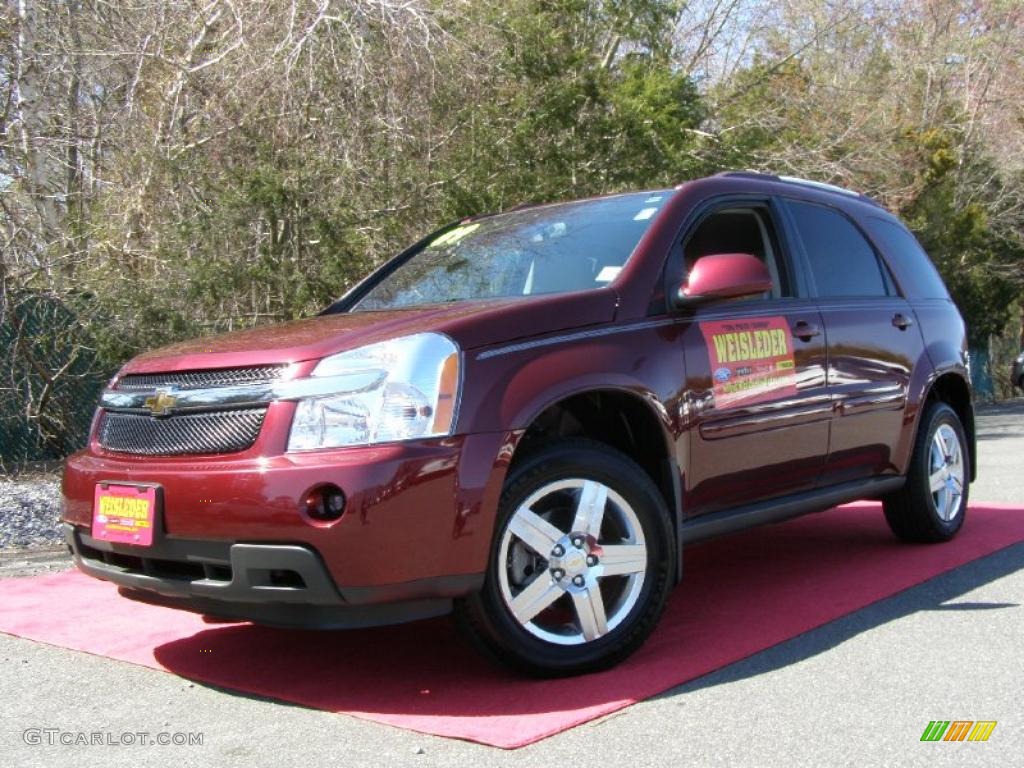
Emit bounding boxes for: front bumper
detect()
[65,524,477,628]
[62,432,514,601]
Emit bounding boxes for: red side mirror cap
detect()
[677,253,772,307]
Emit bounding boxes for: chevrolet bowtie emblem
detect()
[143,389,178,417]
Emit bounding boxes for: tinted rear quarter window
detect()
[786,200,890,297]
[863,217,950,299]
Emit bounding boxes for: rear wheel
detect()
[455,439,674,676]
[883,401,969,542]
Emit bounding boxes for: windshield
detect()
[352,191,671,311]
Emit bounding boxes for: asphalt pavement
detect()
[3,400,1023,767]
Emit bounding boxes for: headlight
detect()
[287,333,460,451]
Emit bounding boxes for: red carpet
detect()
[2,502,1023,748]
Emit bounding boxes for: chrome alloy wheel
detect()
[929,423,965,522]
[497,478,648,646]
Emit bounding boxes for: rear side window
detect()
[863,217,950,299]
[786,200,890,297]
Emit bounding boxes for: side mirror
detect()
[675,253,772,307]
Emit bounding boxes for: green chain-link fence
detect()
[0,292,108,467]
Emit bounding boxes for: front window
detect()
[352,191,671,311]
[682,206,787,299]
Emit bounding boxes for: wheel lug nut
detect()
[552,568,564,580]
[552,545,564,557]
[586,555,598,567]
[573,575,585,587]
[572,537,583,549]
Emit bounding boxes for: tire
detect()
[883,401,969,543]
[455,439,674,676]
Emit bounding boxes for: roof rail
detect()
[714,171,881,206]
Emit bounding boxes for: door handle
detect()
[892,313,915,330]
[792,321,822,341]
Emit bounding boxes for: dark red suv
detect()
[62,172,974,675]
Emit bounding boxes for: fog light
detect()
[302,484,346,522]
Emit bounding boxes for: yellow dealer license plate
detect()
[92,484,157,546]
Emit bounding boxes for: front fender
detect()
[457,322,684,440]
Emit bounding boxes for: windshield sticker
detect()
[595,266,622,283]
[530,221,567,243]
[633,207,658,221]
[700,316,797,408]
[428,222,480,249]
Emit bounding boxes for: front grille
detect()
[117,365,286,390]
[99,408,267,455]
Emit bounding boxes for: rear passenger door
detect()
[780,198,926,484]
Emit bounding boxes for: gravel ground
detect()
[0,475,62,549]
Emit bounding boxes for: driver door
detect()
[676,201,830,517]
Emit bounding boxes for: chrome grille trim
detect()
[100,370,385,414]
[117,366,287,391]
[99,408,267,456]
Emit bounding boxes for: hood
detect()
[122,289,619,374]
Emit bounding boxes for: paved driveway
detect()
[3,401,1022,767]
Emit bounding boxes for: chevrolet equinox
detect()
[62,172,975,675]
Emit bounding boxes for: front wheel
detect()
[883,401,969,542]
[455,439,674,676]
